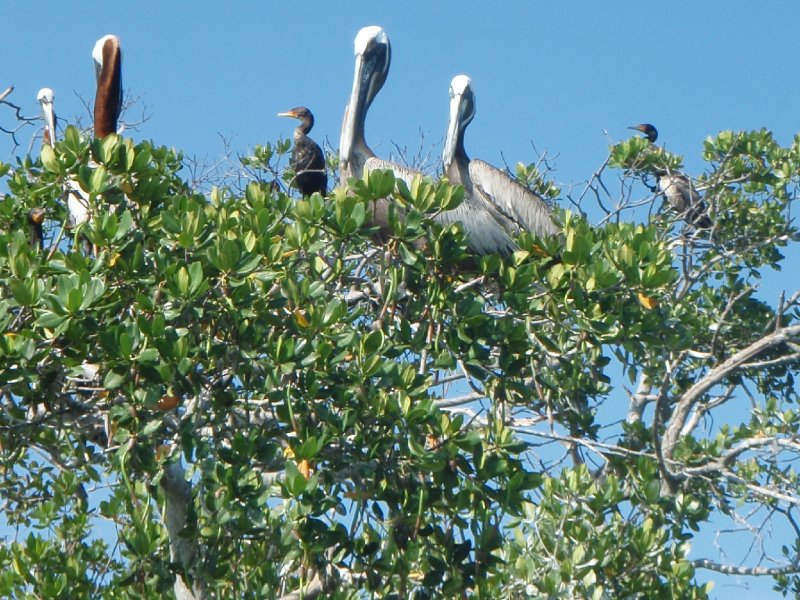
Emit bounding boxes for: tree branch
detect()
[692,558,800,576]
[162,460,206,600]
[663,324,800,459]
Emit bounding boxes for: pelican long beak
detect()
[340,52,366,167]
[443,75,473,170]
[443,84,463,170]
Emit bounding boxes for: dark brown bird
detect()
[92,35,122,138]
[277,107,327,197]
[628,122,658,144]
[628,123,711,229]
[27,208,46,250]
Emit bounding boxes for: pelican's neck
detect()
[94,37,122,138]
[37,89,57,148]
[41,105,56,148]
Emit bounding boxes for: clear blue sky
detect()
[3,3,799,597]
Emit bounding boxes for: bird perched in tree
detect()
[277,107,327,197]
[628,123,711,229]
[93,34,123,139]
[340,26,428,243]
[36,36,123,256]
[340,26,544,254]
[27,208,46,250]
[443,75,559,254]
[629,122,659,144]
[36,88,57,146]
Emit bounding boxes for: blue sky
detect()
[5,2,800,186]
[3,2,799,597]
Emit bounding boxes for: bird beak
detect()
[627,125,644,133]
[443,88,462,170]
[277,110,297,119]
[340,52,367,166]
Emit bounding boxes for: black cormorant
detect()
[277,107,327,197]
[628,123,711,229]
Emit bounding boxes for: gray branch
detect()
[162,461,206,600]
[692,558,800,576]
[662,324,800,460]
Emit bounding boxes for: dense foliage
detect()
[0,122,799,598]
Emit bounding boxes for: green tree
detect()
[1,107,799,598]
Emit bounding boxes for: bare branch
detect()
[161,460,206,600]
[692,558,800,577]
[663,324,800,459]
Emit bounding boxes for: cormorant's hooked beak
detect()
[277,110,299,120]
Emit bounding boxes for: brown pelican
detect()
[37,87,90,240]
[36,35,122,254]
[443,75,559,252]
[340,27,524,254]
[92,34,122,138]
[628,123,711,228]
[340,27,410,184]
[340,26,424,241]
[36,87,56,146]
[277,106,327,197]
[27,208,46,250]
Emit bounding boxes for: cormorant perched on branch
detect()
[277,107,327,197]
[629,122,659,144]
[628,123,711,229]
[443,75,559,254]
[27,208,45,250]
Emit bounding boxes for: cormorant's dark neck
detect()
[296,113,313,136]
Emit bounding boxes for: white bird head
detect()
[92,34,120,80]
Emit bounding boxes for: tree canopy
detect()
[1,98,800,598]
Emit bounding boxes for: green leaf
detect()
[141,419,162,436]
[103,369,126,389]
[89,164,109,194]
[284,460,306,497]
[41,144,60,173]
